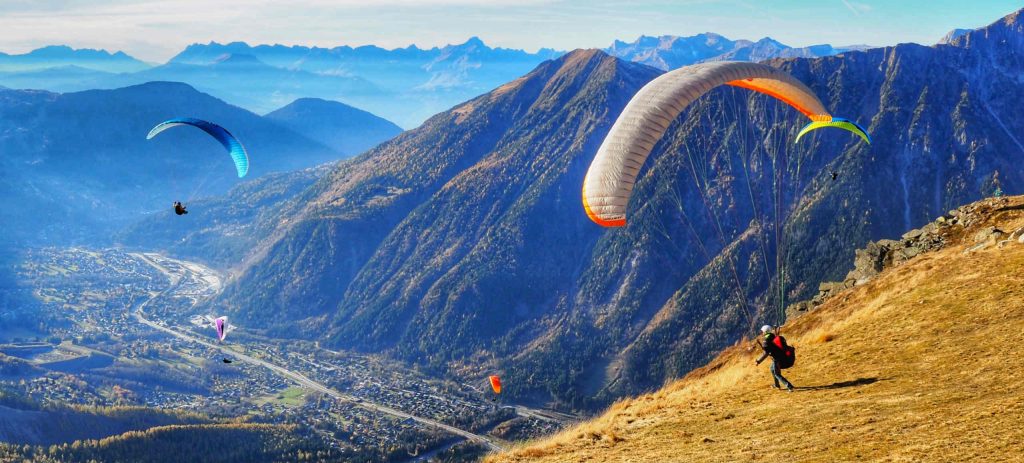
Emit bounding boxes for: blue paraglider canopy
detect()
[147,118,249,178]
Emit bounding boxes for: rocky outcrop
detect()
[788,197,1024,318]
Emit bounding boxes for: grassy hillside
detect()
[492,197,1024,462]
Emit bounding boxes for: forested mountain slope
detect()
[211,9,1024,410]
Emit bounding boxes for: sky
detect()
[0,0,1020,62]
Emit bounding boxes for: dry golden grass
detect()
[490,200,1024,463]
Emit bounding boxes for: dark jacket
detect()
[756,333,786,363]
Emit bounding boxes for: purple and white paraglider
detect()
[214,316,228,342]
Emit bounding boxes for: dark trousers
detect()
[771,360,792,389]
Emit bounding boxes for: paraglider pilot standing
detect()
[756,325,795,392]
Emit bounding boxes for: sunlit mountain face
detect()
[206,11,1024,410]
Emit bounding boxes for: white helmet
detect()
[760,325,773,333]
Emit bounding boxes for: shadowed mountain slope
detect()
[265,98,402,156]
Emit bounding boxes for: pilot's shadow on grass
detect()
[795,377,882,391]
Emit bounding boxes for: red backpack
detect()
[772,335,796,369]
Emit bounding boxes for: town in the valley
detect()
[0,247,569,460]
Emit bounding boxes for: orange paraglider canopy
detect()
[489,375,502,394]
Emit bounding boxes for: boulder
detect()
[786,301,814,319]
[782,197,1014,322]
[902,229,923,240]
[1009,227,1024,242]
[973,227,1005,245]
[846,240,893,284]
[818,281,846,295]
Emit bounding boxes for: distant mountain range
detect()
[0,33,886,128]
[605,33,870,70]
[131,8,1024,412]
[0,45,150,73]
[0,39,561,128]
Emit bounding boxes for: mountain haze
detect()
[0,82,400,246]
[265,98,402,156]
[0,46,150,73]
[0,38,563,128]
[118,165,329,267]
[124,54,382,115]
[167,38,561,92]
[0,34,866,130]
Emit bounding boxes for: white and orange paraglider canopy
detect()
[582,61,869,228]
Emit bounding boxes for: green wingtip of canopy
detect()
[796,118,871,144]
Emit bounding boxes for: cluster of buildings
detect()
[1,247,567,457]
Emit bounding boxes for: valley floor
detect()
[491,199,1024,462]
[2,247,570,461]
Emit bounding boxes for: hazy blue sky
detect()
[0,0,1020,62]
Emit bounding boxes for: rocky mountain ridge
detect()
[0,45,149,73]
[788,196,1023,318]
[0,38,562,128]
[0,33,872,128]
[605,33,867,70]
